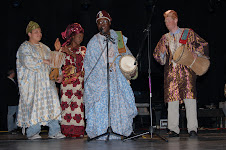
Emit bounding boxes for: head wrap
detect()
[61,23,84,47]
[26,21,40,34]
[96,10,112,23]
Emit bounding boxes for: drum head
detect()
[120,55,136,72]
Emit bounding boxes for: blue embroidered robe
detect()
[84,30,137,139]
[16,41,61,128]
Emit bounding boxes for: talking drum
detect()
[49,51,66,80]
[173,45,210,76]
[119,55,138,80]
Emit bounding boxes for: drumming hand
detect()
[56,75,63,83]
[43,59,50,65]
[54,38,61,51]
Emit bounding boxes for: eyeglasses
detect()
[97,20,109,25]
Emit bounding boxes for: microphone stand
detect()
[87,33,123,142]
[123,0,168,142]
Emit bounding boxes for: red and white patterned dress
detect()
[60,46,86,137]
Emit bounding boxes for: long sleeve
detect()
[153,35,168,65]
[188,30,209,57]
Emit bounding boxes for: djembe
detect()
[119,55,138,80]
[173,45,210,76]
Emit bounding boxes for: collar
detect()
[170,27,181,36]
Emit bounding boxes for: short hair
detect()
[163,10,178,20]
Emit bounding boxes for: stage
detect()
[0,129,226,150]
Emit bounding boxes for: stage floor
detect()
[0,129,226,150]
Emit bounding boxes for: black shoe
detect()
[8,128,21,135]
[189,131,197,138]
[168,131,179,137]
[8,130,17,135]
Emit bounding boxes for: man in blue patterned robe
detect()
[84,10,138,140]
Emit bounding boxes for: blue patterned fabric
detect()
[16,41,61,128]
[84,30,137,139]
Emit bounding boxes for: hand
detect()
[43,59,50,65]
[160,46,167,54]
[54,38,61,51]
[56,75,63,83]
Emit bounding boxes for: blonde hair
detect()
[163,10,178,20]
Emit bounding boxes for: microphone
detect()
[99,27,115,44]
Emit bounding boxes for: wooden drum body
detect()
[50,51,66,68]
[173,45,210,76]
[49,51,66,80]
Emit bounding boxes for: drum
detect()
[49,51,65,81]
[119,55,138,80]
[49,68,60,81]
[173,45,210,76]
[49,51,66,68]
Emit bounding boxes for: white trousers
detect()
[168,99,198,134]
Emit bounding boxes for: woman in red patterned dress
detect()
[56,23,86,138]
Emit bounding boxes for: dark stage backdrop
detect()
[1,0,226,106]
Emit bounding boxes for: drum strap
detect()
[109,54,121,69]
[116,31,127,54]
[179,29,191,44]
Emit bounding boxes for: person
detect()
[84,10,138,140]
[0,76,8,131]
[55,23,86,137]
[3,68,20,134]
[16,21,65,140]
[153,10,209,137]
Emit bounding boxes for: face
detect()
[72,33,84,45]
[28,28,42,43]
[97,18,111,34]
[164,17,178,32]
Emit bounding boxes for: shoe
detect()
[49,132,66,139]
[28,134,42,140]
[168,131,179,137]
[8,130,17,135]
[189,131,197,138]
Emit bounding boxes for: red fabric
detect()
[179,29,191,44]
[61,23,84,47]
[61,125,85,137]
[60,46,85,138]
[62,47,85,85]
[96,10,112,22]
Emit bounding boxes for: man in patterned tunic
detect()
[153,10,209,137]
[84,10,138,140]
[16,21,65,140]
